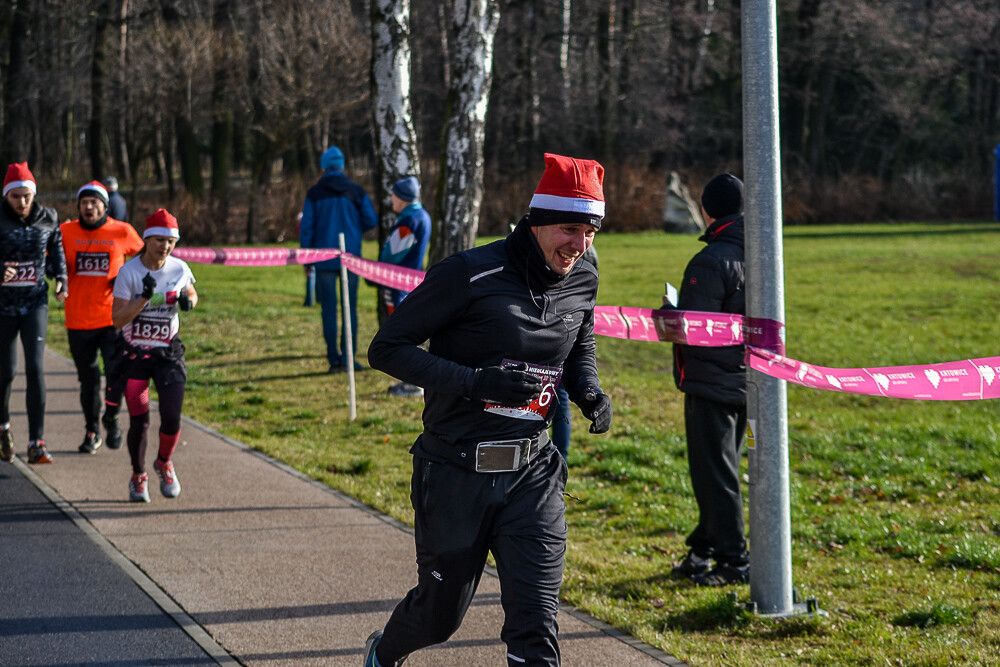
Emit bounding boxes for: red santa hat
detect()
[3,162,37,197]
[529,153,605,228]
[143,209,180,239]
[76,180,109,205]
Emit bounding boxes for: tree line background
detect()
[1,0,997,247]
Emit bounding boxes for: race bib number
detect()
[75,251,111,277]
[484,359,563,421]
[130,314,172,347]
[3,261,38,287]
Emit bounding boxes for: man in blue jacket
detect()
[300,146,378,372]
[379,176,431,397]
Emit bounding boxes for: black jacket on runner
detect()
[672,213,746,406]
[0,200,67,317]
[368,219,601,453]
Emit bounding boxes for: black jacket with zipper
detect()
[0,200,67,317]
[368,219,601,451]
[672,213,746,406]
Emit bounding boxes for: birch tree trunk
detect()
[370,0,420,323]
[370,0,420,233]
[431,0,500,264]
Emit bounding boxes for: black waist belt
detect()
[419,431,550,473]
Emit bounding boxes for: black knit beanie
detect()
[701,173,744,219]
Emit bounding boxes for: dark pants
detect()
[0,307,48,440]
[377,445,568,667]
[315,269,359,367]
[684,393,749,565]
[67,327,124,433]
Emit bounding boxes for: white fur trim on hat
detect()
[529,193,605,217]
[143,227,180,239]
[3,180,36,197]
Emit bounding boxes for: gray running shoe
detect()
[129,473,150,503]
[154,458,181,498]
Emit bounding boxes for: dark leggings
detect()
[125,377,185,475]
[67,327,123,433]
[0,307,48,440]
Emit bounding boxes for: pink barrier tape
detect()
[340,254,426,294]
[747,347,1000,401]
[593,306,785,354]
[174,246,998,401]
[173,247,341,266]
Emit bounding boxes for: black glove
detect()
[580,388,613,434]
[141,272,157,299]
[470,365,543,406]
[178,292,192,311]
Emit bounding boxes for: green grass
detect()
[47,222,1000,666]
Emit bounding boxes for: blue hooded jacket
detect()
[300,170,378,270]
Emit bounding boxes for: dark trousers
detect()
[315,269,359,367]
[67,327,124,433]
[0,307,48,440]
[377,445,568,667]
[684,393,749,565]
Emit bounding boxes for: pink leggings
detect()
[125,378,185,475]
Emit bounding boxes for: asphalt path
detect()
[1,349,686,666]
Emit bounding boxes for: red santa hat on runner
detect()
[143,208,180,240]
[528,153,605,229]
[76,180,109,205]
[3,162,37,197]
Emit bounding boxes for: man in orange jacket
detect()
[61,180,144,453]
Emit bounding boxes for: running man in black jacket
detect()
[0,163,68,464]
[670,173,749,586]
[364,154,613,667]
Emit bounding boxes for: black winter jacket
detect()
[0,200,67,316]
[672,213,746,406]
[368,219,601,452]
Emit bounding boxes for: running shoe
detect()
[671,550,712,579]
[78,431,102,455]
[153,458,181,498]
[1,427,13,462]
[363,630,383,667]
[103,415,123,450]
[129,472,150,503]
[692,562,750,587]
[27,440,53,464]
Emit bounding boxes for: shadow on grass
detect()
[663,592,752,632]
[190,370,334,385]
[893,600,968,629]
[195,354,327,369]
[785,222,1000,241]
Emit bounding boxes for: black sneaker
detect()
[103,416,123,450]
[671,550,712,579]
[692,562,749,587]
[78,432,103,455]
[1,427,13,462]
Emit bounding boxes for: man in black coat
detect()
[364,153,613,667]
[671,173,749,586]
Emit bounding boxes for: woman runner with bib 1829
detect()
[111,209,197,503]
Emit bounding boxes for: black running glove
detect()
[470,365,543,406]
[141,272,157,299]
[178,292,193,311]
[580,388,613,434]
